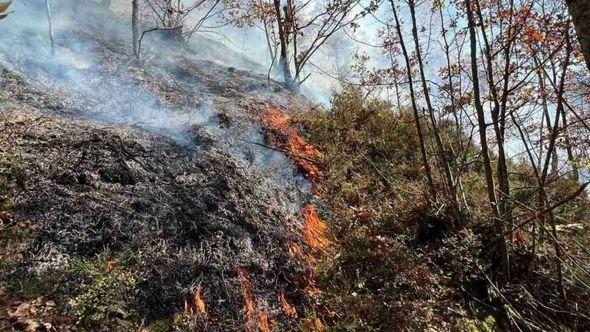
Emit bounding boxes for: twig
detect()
[500,182,589,238]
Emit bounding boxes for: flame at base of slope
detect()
[237,268,272,332]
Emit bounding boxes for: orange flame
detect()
[264,108,291,132]
[238,268,272,331]
[263,107,323,184]
[237,268,256,331]
[303,317,326,331]
[288,132,324,183]
[301,205,331,251]
[278,290,297,318]
[257,312,271,332]
[194,286,206,315]
[286,240,305,260]
[184,286,207,317]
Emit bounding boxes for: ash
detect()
[0,1,313,328]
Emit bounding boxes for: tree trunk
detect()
[466,0,509,275]
[45,0,55,56]
[390,0,436,197]
[132,0,139,58]
[473,0,513,234]
[539,27,572,302]
[274,0,297,92]
[409,0,458,208]
[559,107,579,182]
[566,0,590,73]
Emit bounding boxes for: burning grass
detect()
[301,205,331,252]
[0,66,309,331]
[237,268,272,332]
[278,290,297,318]
[263,107,324,184]
[184,286,206,317]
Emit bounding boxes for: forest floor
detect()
[0,3,329,330]
[1,2,588,332]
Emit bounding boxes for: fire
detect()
[265,108,291,132]
[288,132,324,183]
[302,204,331,251]
[237,268,272,331]
[263,107,323,183]
[194,287,206,315]
[257,312,271,332]
[278,290,297,318]
[303,317,326,331]
[237,268,256,330]
[287,240,305,260]
[261,107,333,328]
[184,286,207,316]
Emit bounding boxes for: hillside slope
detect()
[0,2,319,330]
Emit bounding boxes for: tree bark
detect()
[566,0,590,73]
[132,0,139,58]
[274,0,298,92]
[45,0,55,56]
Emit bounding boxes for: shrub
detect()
[68,253,138,327]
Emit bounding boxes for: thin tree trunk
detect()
[409,0,458,208]
[263,19,277,86]
[534,57,560,173]
[132,0,139,58]
[45,0,55,56]
[559,107,579,182]
[274,0,297,92]
[539,27,572,302]
[466,0,509,275]
[472,0,514,245]
[390,0,436,197]
[510,111,540,271]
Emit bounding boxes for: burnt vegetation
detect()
[0,0,590,331]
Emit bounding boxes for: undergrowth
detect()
[296,88,472,330]
[295,87,590,330]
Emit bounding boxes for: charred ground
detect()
[0,3,318,330]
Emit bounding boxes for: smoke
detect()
[0,1,213,142]
[0,0,308,191]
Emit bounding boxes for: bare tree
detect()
[231,0,376,92]
[389,0,435,196]
[142,0,228,43]
[45,0,55,56]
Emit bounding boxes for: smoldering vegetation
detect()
[0,1,314,329]
[0,0,307,185]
